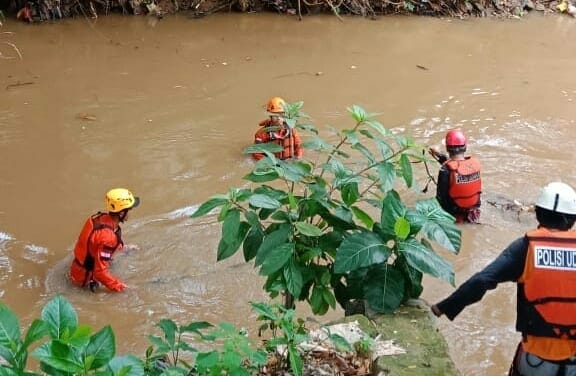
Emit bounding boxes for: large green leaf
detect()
[156,319,177,348]
[397,257,424,300]
[294,222,323,237]
[288,344,303,376]
[0,304,20,350]
[33,342,83,373]
[22,320,50,348]
[218,222,250,261]
[399,238,455,286]
[67,324,91,348]
[190,197,228,218]
[363,120,390,137]
[243,170,280,183]
[243,227,264,262]
[379,191,407,237]
[415,199,461,253]
[283,258,304,299]
[341,182,359,207]
[350,206,374,228]
[309,285,333,315]
[181,321,213,337]
[41,295,78,340]
[0,345,16,367]
[348,105,367,123]
[259,243,294,276]
[399,153,413,188]
[364,265,405,313]
[249,194,282,210]
[302,136,334,152]
[351,143,375,165]
[85,325,115,370]
[334,232,390,273]
[276,160,312,183]
[255,224,291,267]
[394,217,410,240]
[195,351,219,371]
[0,367,19,376]
[376,162,396,193]
[221,210,240,246]
[106,355,144,376]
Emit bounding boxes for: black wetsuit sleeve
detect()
[436,153,448,165]
[435,236,528,320]
[436,166,455,214]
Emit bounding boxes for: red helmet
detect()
[445,129,466,147]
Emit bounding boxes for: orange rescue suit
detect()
[444,157,482,209]
[252,119,303,161]
[69,212,126,292]
[518,228,576,360]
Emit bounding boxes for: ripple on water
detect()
[0,231,14,278]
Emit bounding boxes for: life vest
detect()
[444,157,481,209]
[253,120,300,160]
[72,212,123,287]
[517,228,576,341]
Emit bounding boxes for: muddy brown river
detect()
[1,12,576,375]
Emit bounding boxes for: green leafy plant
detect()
[145,319,212,375]
[0,294,143,375]
[191,103,461,315]
[147,316,268,375]
[251,302,308,376]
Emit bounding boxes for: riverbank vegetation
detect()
[0,0,572,24]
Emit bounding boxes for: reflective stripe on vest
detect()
[444,157,482,209]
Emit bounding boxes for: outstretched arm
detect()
[432,236,528,320]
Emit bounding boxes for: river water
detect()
[1,11,576,375]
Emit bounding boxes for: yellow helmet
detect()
[105,188,140,213]
[266,97,286,113]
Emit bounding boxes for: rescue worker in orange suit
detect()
[252,96,303,161]
[69,188,140,292]
[429,129,482,223]
[430,182,576,375]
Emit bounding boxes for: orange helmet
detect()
[266,97,286,113]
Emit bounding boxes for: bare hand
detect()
[123,244,140,252]
[428,146,441,158]
[431,304,443,317]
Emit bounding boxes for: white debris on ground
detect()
[303,320,406,360]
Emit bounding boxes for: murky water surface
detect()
[1,12,576,375]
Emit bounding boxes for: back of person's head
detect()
[535,182,576,230]
[445,129,467,156]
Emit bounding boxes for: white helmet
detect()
[535,182,576,215]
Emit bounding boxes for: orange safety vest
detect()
[517,228,576,359]
[444,157,482,209]
[69,212,124,290]
[253,120,303,161]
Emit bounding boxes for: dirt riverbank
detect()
[1,0,573,25]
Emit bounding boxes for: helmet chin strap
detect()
[118,210,129,223]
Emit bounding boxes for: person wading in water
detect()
[69,188,140,292]
[429,129,482,223]
[251,96,303,161]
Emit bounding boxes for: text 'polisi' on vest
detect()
[535,247,576,270]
